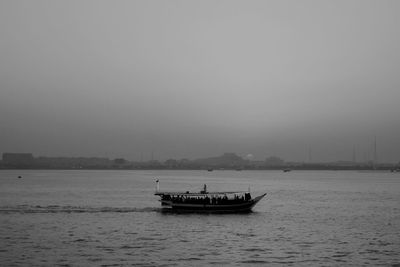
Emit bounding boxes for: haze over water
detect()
[1,1,400,162]
[0,170,399,266]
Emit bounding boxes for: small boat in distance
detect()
[155,182,266,213]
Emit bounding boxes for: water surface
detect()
[0,170,399,266]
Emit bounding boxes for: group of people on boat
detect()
[161,192,252,205]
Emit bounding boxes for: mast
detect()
[373,136,377,169]
[374,136,377,164]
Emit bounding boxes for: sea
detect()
[0,170,399,266]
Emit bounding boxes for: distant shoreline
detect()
[1,167,399,172]
[1,152,399,172]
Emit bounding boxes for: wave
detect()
[0,205,160,214]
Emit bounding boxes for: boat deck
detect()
[155,191,248,196]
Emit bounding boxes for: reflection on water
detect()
[0,170,399,266]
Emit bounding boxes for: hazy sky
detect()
[1,0,399,162]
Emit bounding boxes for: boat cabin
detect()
[155,184,253,205]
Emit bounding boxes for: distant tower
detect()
[373,136,378,165]
[352,145,356,162]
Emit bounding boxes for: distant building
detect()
[194,153,247,168]
[165,159,179,168]
[34,156,114,169]
[114,158,127,165]
[265,156,285,167]
[2,153,34,168]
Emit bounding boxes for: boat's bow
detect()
[252,193,267,204]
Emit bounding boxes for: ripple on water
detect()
[72,238,89,243]
[332,251,352,258]
[239,260,270,264]
[208,261,232,265]
[87,258,102,262]
[120,245,143,249]
[243,247,267,252]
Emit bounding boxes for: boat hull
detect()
[160,193,266,213]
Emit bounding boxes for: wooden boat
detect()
[154,182,266,212]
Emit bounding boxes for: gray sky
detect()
[1,0,399,162]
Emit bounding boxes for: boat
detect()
[154,182,266,212]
